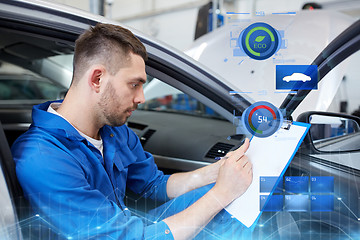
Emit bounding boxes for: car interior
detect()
[0,4,359,239]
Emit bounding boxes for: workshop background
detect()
[47,0,360,50]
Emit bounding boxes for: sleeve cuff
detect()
[144,174,171,202]
[144,220,174,240]
[161,175,171,202]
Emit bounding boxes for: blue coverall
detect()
[12,101,249,239]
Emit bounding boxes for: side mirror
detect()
[297,112,360,153]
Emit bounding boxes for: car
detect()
[0,0,359,239]
[282,73,311,82]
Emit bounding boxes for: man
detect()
[12,23,252,239]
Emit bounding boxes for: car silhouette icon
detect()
[283,72,311,82]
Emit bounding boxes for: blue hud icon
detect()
[276,65,318,90]
[239,22,280,60]
[242,101,283,138]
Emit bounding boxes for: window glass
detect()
[48,55,73,72]
[0,28,74,104]
[138,77,225,120]
[35,81,65,99]
[328,51,360,117]
[0,63,67,101]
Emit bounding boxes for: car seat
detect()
[0,121,41,239]
[0,121,25,211]
[0,120,25,239]
[0,120,65,239]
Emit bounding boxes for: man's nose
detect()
[134,88,145,104]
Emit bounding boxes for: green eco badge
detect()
[239,22,280,60]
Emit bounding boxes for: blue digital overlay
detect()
[231,30,287,58]
[258,175,335,213]
[260,195,283,212]
[260,176,283,193]
[284,176,309,193]
[276,65,318,90]
[311,176,334,193]
[241,101,283,138]
[311,195,334,212]
[239,22,280,60]
[284,195,309,212]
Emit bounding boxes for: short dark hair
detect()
[72,23,148,85]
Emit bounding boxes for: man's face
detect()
[98,53,146,127]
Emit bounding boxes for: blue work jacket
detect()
[12,101,174,239]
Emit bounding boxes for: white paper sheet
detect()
[225,122,310,228]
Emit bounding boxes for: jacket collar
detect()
[32,101,132,169]
[32,100,87,142]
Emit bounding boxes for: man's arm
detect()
[163,138,252,240]
[166,158,224,199]
[166,142,242,199]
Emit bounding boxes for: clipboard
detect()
[225,121,311,228]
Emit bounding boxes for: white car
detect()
[283,72,311,82]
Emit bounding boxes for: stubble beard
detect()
[98,81,136,127]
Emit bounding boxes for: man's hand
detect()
[163,138,253,240]
[212,138,253,206]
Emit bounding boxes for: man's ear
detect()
[88,67,105,93]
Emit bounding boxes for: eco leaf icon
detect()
[255,36,266,42]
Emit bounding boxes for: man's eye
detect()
[131,83,139,88]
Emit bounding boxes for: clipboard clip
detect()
[281,120,293,130]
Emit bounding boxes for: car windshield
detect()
[185,11,359,119]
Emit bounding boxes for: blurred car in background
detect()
[0,0,359,239]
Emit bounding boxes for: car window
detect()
[139,77,225,120]
[34,80,65,99]
[306,50,360,153]
[0,62,67,103]
[0,26,74,149]
[327,50,360,118]
[0,27,73,106]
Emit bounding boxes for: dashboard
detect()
[129,110,245,171]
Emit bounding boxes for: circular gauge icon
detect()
[239,22,280,60]
[242,101,283,138]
